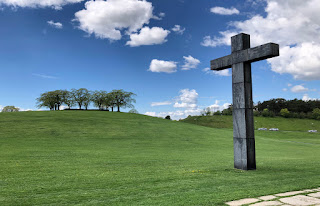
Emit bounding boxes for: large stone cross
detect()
[211,33,279,170]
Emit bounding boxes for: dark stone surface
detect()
[210,43,279,70]
[233,137,256,170]
[210,33,279,170]
[231,33,251,52]
[231,34,256,170]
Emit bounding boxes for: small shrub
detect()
[128,109,139,114]
[1,106,20,112]
[222,108,232,116]
[299,112,306,119]
[291,112,299,118]
[165,115,171,120]
[280,108,290,118]
[214,111,221,115]
[312,108,320,119]
[253,111,260,116]
[262,109,270,117]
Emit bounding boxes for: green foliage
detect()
[299,112,307,119]
[1,106,19,112]
[61,90,74,109]
[222,105,232,115]
[36,91,58,110]
[1,111,320,205]
[257,98,320,115]
[214,110,221,115]
[36,88,136,112]
[261,108,273,117]
[280,108,290,118]
[128,109,139,114]
[165,115,171,120]
[201,107,212,116]
[91,90,108,110]
[71,88,90,110]
[313,108,320,119]
[109,89,136,112]
[253,110,260,116]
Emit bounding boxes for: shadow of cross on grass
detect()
[210,33,280,170]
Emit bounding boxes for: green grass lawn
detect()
[0,111,320,205]
[181,115,320,131]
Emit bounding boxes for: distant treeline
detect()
[37,88,136,112]
[256,98,320,114]
[202,98,320,120]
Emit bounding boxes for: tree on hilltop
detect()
[103,92,116,111]
[37,91,57,110]
[61,90,75,109]
[71,88,90,110]
[110,89,136,112]
[92,90,108,110]
[1,106,20,112]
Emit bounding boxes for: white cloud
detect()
[151,101,172,107]
[148,59,177,73]
[145,112,157,117]
[18,107,33,112]
[32,73,58,79]
[152,12,165,20]
[201,31,237,47]
[0,0,83,9]
[159,12,165,18]
[145,89,231,120]
[181,55,200,71]
[145,108,203,120]
[208,100,231,112]
[202,0,320,80]
[172,25,185,35]
[282,88,288,92]
[210,6,240,15]
[291,85,309,93]
[47,20,63,29]
[173,89,198,109]
[0,105,3,111]
[288,83,292,87]
[126,27,170,47]
[269,43,320,80]
[74,0,153,41]
[302,94,319,101]
[203,67,231,76]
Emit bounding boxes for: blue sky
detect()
[0,0,320,119]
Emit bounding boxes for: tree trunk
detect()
[111,107,113,112]
[117,105,120,112]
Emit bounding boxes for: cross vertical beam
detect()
[231,33,256,170]
[210,33,279,170]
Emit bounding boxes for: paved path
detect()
[226,187,320,206]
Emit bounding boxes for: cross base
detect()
[233,137,256,170]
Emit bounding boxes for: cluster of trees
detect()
[255,98,320,120]
[37,88,136,112]
[1,106,20,112]
[258,108,320,120]
[200,98,320,120]
[256,98,320,114]
[201,106,233,116]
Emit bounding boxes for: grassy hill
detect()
[181,115,320,131]
[1,111,320,205]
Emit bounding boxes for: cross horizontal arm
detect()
[211,43,279,71]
